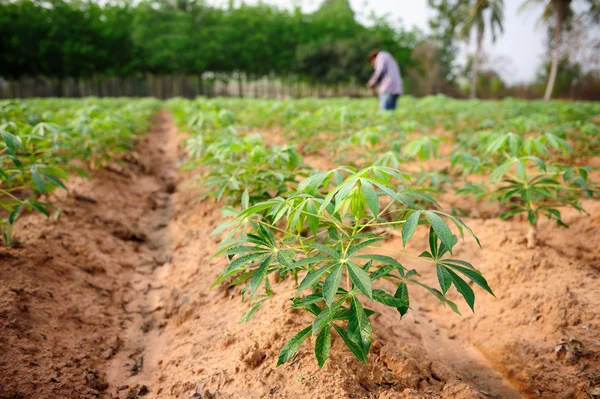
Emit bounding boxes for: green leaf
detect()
[297,264,333,295]
[291,294,324,308]
[306,200,319,235]
[348,296,372,355]
[346,237,385,256]
[40,172,67,190]
[443,262,494,296]
[241,188,249,209]
[1,130,19,153]
[31,169,45,193]
[308,243,340,258]
[332,324,367,364]
[276,250,294,269]
[315,327,332,368]
[394,282,410,318]
[298,171,329,193]
[425,211,453,255]
[369,264,396,280]
[212,252,266,287]
[249,256,272,297]
[287,256,331,271]
[446,269,476,311]
[373,289,408,308]
[312,298,344,334]
[323,264,343,307]
[8,203,24,225]
[402,211,421,247]
[360,179,379,216]
[436,264,452,294]
[354,254,405,272]
[347,262,373,300]
[29,201,50,217]
[276,326,312,367]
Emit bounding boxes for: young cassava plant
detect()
[213,166,493,368]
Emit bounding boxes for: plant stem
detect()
[526,221,537,249]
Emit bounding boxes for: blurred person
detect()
[367,49,403,111]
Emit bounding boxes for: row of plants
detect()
[172,97,599,248]
[0,98,161,244]
[168,98,495,369]
[169,96,600,153]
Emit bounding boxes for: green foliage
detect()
[0,98,160,244]
[214,165,488,368]
[0,0,418,87]
[171,96,598,367]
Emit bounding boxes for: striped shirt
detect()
[368,51,403,96]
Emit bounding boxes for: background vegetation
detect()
[0,0,598,100]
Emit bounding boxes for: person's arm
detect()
[368,55,385,88]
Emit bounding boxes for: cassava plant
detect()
[213,166,493,368]
[453,132,597,248]
[0,130,66,245]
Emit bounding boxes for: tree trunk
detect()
[238,73,243,98]
[471,25,484,100]
[544,3,565,101]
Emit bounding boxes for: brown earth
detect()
[1,114,599,399]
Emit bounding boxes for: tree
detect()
[457,0,504,99]
[427,0,467,91]
[521,0,599,100]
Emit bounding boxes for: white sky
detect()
[211,0,557,84]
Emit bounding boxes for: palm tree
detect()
[521,0,575,101]
[458,0,505,99]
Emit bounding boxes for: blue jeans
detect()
[379,93,399,111]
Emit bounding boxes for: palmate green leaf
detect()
[489,159,514,185]
[40,172,67,190]
[297,171,330,194]
[346,262,373,300]
[287,256,332,272]
[394,282,410,318]
[348,295,372,355]
[373,289,408,308]
[353,254,405,272]
[249,255,272,297]
[276,326,312,367]
[446,268,476,312]
[313,297,344,334]
[306,200,319,235]
[291,294,324,309]
[212,252,266,287]
[315,327,332,369]
[30,169,45,193]
[359,178,379,216]
[442,261,494,296]
[29,201,51,218]
[241,188,249,209]
[308,242,340,258]
[1,130,19,154]
[369,264,396,280]
[323,264,343,307]
[297,264,334,295]
[346,237,386,257]
[425,212,453,255]
[8,202,24,225]
[436,264,452,294]
[332,323,367,364]
[402,211,421,247]
[276,250,294,269]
